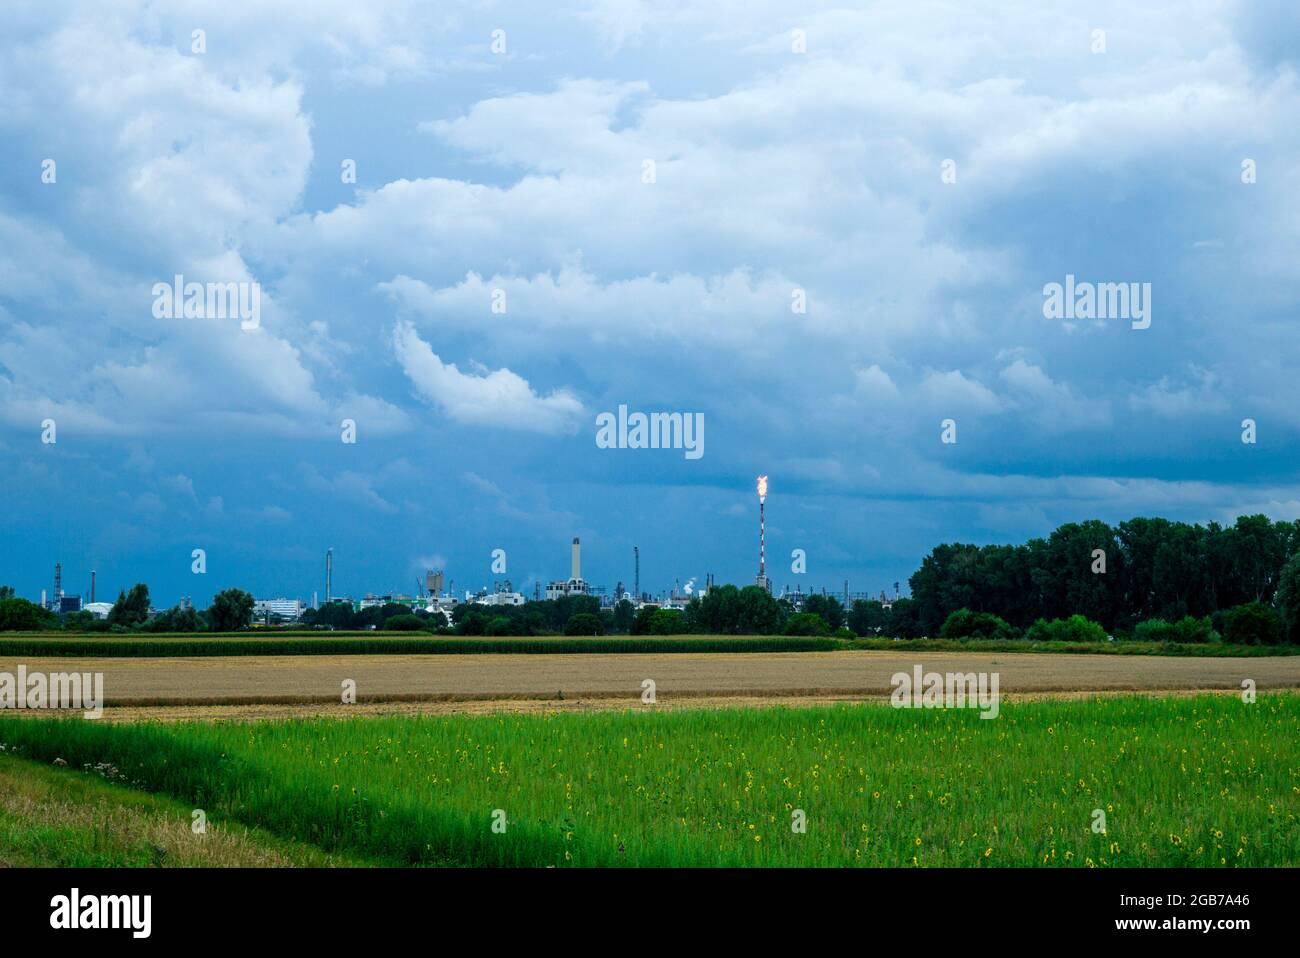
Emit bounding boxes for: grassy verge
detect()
[1,693,1294,867]
[0,752,376,867]
[849,637,1300,656]
[0,635,841,657]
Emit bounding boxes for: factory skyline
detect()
[15,477,905,618]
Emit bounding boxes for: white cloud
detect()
[999,359,1111,429]
[391,320,584,434]
[4,0,1300,593]
[851,364,902,405]
[1129,368,1229,418]
[919,370,1003,415]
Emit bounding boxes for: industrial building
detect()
[545,537,589,600]
[358,594,424,611]
[253,597,305,622]
[25,475,904,627]
[473,581,526,606]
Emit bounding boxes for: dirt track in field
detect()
[2,650,1296,721]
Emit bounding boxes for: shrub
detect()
[646,609,684,635]
[833,626,856,640]
[1135,616,1218,644]
[939,608,1017,640]
[1170,616,1217,644]
[1133,618,1171,643]
[563,613,603,636]
[0,597,60,632]
[1025,614,1108,643]
[802,595,844,631]
[1223,602,1284,646]
[456,613,486,636]
[142,605,204,633]
[630,606,656,635]
[382,614,425,632]
[783,612,830,636]
[1210,608,1229,639]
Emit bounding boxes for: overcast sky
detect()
[2,0,1299,606]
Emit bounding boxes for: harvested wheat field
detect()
[3,650,1297,720]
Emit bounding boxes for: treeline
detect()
[446,587,863,638]
[0,583,255,633]
[907,514,1300,644]
[301,601,434,632]
[7,513,1300,645]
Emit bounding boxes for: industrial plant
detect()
[29,475,892,624]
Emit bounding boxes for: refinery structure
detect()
[34,475,894,623]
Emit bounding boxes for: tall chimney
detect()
[571,537,581,581]
[755,476,771,594]
[90,570,96,604]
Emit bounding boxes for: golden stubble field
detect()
[3,649,1298,721]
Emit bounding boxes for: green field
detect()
[1,693,1295,867]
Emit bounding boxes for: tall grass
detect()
[1,694,1294,867]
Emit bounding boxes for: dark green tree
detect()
[1275,552,1300,643]
[564,612,603,636]
[646,608,684,634]
[108,583,151,628]
[1223,601,1283,646]
[802,594,844,630]
[734,586,784,634]
[883,597,922,638]
[207,588,254,632]
[1038,521,1123,626]
[611,598,636,633]
[383,614,425,632]
[685,584,741,633]
[938,608,1017,640]
[0,596,59,631]
[143,605,203,632]
[305,601,355,630]
[847,599,886,636]
[630,605,657,635]
[783,612,830,636]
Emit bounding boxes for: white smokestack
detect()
[571,537,581,580]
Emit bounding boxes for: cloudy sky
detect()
[2,0,1299,606]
